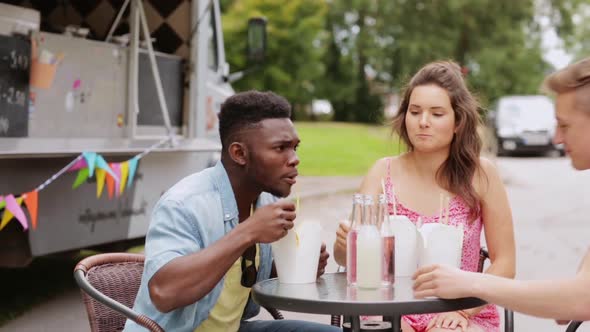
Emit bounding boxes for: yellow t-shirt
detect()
[195,245,260,332]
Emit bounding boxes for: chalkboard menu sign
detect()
[0,35,30,137]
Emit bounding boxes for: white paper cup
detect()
[389,215,419,277]
[418,223,464,268]
[271,221,322,284]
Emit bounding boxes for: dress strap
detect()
[385,157,395,204]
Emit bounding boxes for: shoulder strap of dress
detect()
[385,157,392,186]
[385,157,395,198]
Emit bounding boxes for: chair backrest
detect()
[566,321,584,332]
[75,253,148,332]
[478,248,489,273]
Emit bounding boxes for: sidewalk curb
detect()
[292,176,362,201]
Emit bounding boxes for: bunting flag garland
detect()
[82,152,98,177]
[110,163,122,198]
[96,155,118,179]
[23,191,38,230]
[106,170,116,199]
[0,137,171,233]
[95,168,107,198]
[0,195,26,231]
[127,156,139,189]
[6,195,27,231]
[68,158,87,172]
[72,167,90,189]
[119,161,129,195]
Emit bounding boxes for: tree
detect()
[222,0,327,115]
[369,0,554,105]
[316,5,357,121]
[567,2,590,61]
[317,0,384,123]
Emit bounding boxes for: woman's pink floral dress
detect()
[385,158,500,332]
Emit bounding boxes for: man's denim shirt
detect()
[124,161,276,332]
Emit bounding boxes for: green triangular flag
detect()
[72,168,90,189]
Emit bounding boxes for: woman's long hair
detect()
[392,61,483,219]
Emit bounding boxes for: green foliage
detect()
[368,0,553,105]
[221,0,584,121]
[295,122,402,176]
[568,3,590,60]
[222,0,328,110]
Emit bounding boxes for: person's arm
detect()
[414,246,590,321]
[148,200,296,313]
[474,251,590,321]
[462,158,516,317]
[333,158,387,266]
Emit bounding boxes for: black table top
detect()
[252,272,486,316]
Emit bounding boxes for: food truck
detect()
[0,0,266,266]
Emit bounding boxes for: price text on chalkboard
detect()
[0,35,30,137]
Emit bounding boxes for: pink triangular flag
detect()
[110,163,121,198]
[68,156,88,172]
[4,195,27,231]
[23,191,39,230]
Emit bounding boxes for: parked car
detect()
[487,95,564,156]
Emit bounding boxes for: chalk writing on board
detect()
[0,117,9,135]
[0,86,27,107]
[1,50,29,71]
[0,34,30,137]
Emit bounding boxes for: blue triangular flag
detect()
[82,152,97,178]
[96,155,119,181]
[127,156,139,189]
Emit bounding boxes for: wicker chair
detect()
[74,253,164,332]
[74,253,284,332]
[330,248,515,332]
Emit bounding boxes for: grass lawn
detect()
[295,122,404,176]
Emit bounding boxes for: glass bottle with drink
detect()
[356,195,382,289]
[378,194,395,285]
[346,193,363,286]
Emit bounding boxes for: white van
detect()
[487,95,563,156]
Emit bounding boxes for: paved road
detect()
[2,156,590,331]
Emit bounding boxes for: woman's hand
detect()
[427,311,469,331]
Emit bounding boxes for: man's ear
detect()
[228,142,248,166]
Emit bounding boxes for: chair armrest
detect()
[73,269,164,332]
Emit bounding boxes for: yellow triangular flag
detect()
[0,197,23,231]
[96,168,107,198]
[119,162,129,195]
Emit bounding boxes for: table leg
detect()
[351,316,361,332]
[391,314,401,332]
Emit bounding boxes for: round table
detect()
[252,273,486,332]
